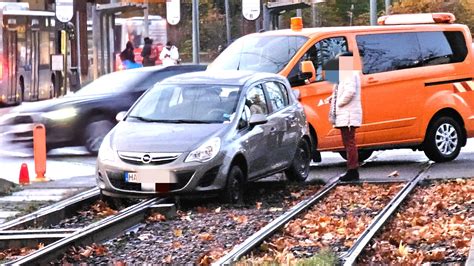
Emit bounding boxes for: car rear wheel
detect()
[285,139,311,182]
[84,119,114,155]
[423,116,463,162]
[220,165,245,204]
[339,150,373,162]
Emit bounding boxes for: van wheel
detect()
[219,165,244,204]
[285,139,311,182]
[423,116,463,162]
[84,119,114,155]
[339,150,373,162]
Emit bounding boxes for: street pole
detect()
[144,0,149,37]
[192,0,200,64]
[225,0,231,45]
[296,9,302,17]
[370,0,377,25]
[385,0,391,15]
[63,29,68,95]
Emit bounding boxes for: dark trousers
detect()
[340,127,359,170]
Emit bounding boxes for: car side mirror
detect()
[249,114,267,126]
[301,61,316,83]
[116,111,126,122]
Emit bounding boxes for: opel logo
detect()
[141,154,152,164]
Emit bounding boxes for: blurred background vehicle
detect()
[0,64,207,154]
[97,71,311,202]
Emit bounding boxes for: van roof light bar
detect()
[378,13,456,25]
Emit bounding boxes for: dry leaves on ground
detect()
[359,179,474,264]
[242,183,403,264]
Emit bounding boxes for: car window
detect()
[289,37,348,83]
[210,35,308,74]
[265,81,289,112]
[246,85,268,116]
[417,31,467,66]
[356,32,421,74]
[128,84,241,123]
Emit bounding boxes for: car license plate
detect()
[125,172,139,183]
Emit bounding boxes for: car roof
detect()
[247,23,467,39]
[160,70,287,86]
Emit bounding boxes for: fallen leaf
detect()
[174,229,183,237]
[94,245,108,256]
[163,254,172,263]
[80,247,93,258]
[147,212,166,222]
[388,171,400,177]
[197,207,208,213]
[256,202,262,210]
[398,242,409,257]
[199,233,214,241]
[172,241,182,249]
[214,207,221,213]
[37,243,45,249]
[232,215,248,224]
[269,207,283,212]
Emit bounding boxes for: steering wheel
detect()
[207,108,227,120]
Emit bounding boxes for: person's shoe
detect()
[339,169,359,182]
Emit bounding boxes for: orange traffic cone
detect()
[19,163,30,185]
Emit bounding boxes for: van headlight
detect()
[185,137,221,163]
[41,108,77,120]
[98,134,115,162]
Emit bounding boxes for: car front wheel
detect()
[285,139,311,182]
[84,119,114,155]
[423,116,463,162]
[220,165,245,204]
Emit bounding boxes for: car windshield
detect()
[210,35,308,73]
[128,84,242,123]
[75,71,152,95]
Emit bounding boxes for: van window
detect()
[289,37,348,83]
[211,35,308,74]
[357,33,421,74]
[418,31,467,66]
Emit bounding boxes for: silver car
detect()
[96,71,311,202]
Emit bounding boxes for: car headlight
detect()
[185,137,221,163]
[41,108,77,120]
[98,133,115,162]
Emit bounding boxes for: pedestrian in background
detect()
[120,41,142,69]
[325,51,362,181]
[141,37,156,67]
[159,41,179,66]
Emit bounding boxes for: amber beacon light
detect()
[291,17,303,31]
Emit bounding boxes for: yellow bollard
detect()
[33,124,48,182]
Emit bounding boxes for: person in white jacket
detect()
[159,41,179,66]
[326,51,362,181]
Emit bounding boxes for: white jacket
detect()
[329,72,362,127]
[159,46,179,66]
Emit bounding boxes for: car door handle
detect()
[367,77,378,84]
[270,127,277,132]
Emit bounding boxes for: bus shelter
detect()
[92,3,145,79]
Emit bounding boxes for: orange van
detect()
[210,13,474,162]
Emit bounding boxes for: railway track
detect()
[0,188,175,265]
[216,161,434,265]
[0,156,471,264]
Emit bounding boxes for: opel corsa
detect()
[96,71,311,202]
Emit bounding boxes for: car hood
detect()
[11,94,113,113]
[111,121,228,153]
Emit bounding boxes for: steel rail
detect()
[9,197,165,265]
[341,161,433,265]
[215,176,340,265]
[0,187,100,231]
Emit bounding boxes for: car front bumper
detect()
[96,152,229,198]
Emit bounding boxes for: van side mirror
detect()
[249,114,267,126]
[116,111,126,122]
[301,61,316,83]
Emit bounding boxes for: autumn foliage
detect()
[359,179,474,264]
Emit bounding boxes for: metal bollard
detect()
[33,124,47,182]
